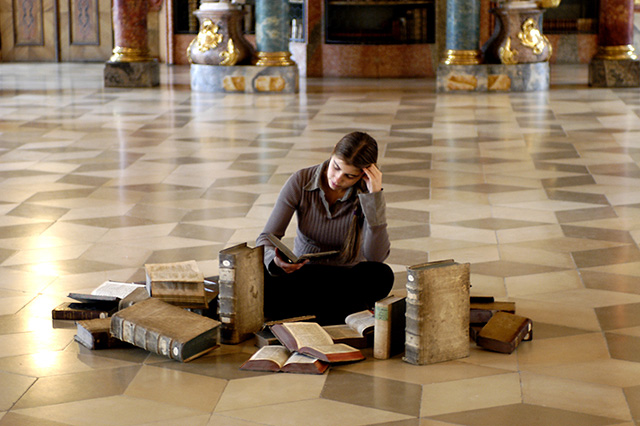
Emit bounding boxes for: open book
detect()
[240,345,328,374]
[68,280,146,304]
[270,322,365,363]
[323,310,375,348]
[266,233,339,264]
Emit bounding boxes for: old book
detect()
[69,281,149,310]
[271,322,365,363]
[52,302,117,320]
[404,259,470,365]
[75,317,131,350]
[110,297,221,362]
[256,315,317,348]
[476,311,533,354]
[323,310,375,349]
[470,301,516,325]
[266,233,339,264]
[240,345,329,374]
[218,243,264,344]
[145,260,207,309]
[374,295,406,359]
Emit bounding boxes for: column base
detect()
[588,58,640,87]
[104,60,160,88]
[190,63,298,93]
[436,62,549,92]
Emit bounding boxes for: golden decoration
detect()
[518,18,549,56]
[220,38,238,66]
[537,0,561,8]
[499,37,518,64]
[254,51,296,67]
[109,46,152,63]
[441,49,482,65]
[593,45,638,61]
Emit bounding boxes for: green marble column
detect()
[254,0,295,66]
[442,0,482,64]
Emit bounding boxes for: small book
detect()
[52,302,117,320]
[74,317,131,350]
[270,322,365,363]
[470,301,516,325]
[145,260,207,309]
[373,295,406,359]
[476,311,533,354]
[110,297,221,362]
[266,233,339,264]
[240,345,329,375]
[68,281,148,309]
[323,310,375,349]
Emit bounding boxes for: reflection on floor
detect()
[1,63,640,426]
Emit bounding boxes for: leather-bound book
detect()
[75,317,131,350]
[476,311,533,354]
[110,297,221,362]
[373,295,406,359]
[145,260,207,309]
[404,259,470,365]
[218,243,264,344]
[470,301,516,325]
[240,345,329,375]
[52,302,117,320]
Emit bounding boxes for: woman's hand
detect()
[362,164,382,193]
[274,248,308,273]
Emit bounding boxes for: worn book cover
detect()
[218,243,264,344]
[470,301,516,325]
[240,345,329,374]
[404,259,470,365]
[110,297,221,362]
[52,302,117,320]
[476,311,533,354]
[374,295,406,359]
[75,317,131,350]
[271,322,365,363]
[145,260,207,309]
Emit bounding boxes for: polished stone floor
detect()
[1,62,640,426]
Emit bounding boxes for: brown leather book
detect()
[110,297,221,362]
[469,301,516,325]
[218,243,264,344]
[476,311,533,354]
[374,295,406,359]
[52,302,117,320]
[145,260,207,309]
[404,259,470,365]
[75,317,131,350]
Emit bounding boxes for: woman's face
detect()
[326,155,364,192]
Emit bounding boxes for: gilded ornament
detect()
[537,0,561,8]
[518,18,549,56]
[194,19,223,52]
[220,38,238,66]
[499,37,518,64]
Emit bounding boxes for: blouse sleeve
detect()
[256,172,303,272]
[358,190,390,262]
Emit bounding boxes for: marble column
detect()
[441,0,482,64]
[104,0,163,87]
[254,0,295,66]
[589,0,640,86]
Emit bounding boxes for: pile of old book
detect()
[403,259,533,366]
[52,260,221,363]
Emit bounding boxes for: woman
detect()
[256,131,393,325]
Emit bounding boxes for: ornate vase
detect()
[482,2,552,65]
[187,2,255,66]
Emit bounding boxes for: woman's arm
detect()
[359,191,391,262]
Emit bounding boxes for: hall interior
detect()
[0,62,640,425]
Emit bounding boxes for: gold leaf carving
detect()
[518,18,549,56]
[499,37,518,65]
[220,38,238,66]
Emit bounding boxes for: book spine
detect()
[403,269,423,365]
[373,303,391,359]
[218,253,239,344]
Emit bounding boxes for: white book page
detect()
[251,345,290,367]
[91,281,145,299]
[284,352,318,366]
[282,322,334,347]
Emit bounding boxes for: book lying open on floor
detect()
[266,233,339,264]
[270,322,365,363]
[240,345,329,374]
[323,310,375,349]
[68,281,147,305]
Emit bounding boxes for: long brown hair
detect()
[333,132,378,263]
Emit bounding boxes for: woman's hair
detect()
[333,132,378,263]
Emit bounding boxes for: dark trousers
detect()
[264,262,394,325]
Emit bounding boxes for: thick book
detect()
[476,311,533,354]
[74,317,131,350]
[404,259,470,365]
[218,243,264,344]
[240,345,329,375]
[145,260,207,309]
[266,233,339,264]
[110,297,221,362]
[52,302,117,320]
[271,322,365,363]
[470,301,516,325]
[374,295,406,359]
[323,310,375,349]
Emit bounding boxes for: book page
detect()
[250,345,291,367]
[91,281,145,299]
[309,343,358,354]
[345,310,374,335]
[284,352,318,366]
[282,322,334,347]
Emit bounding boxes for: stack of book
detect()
[145,260,208,309]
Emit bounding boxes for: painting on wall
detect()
[13,0,44,46]
[70,0,99,45]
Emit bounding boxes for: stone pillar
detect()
[254,0,295,66]
[442,0,482,64]
[589,0,640,86]
[104,0,163,87]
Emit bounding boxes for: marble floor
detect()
[0,62,640,426]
